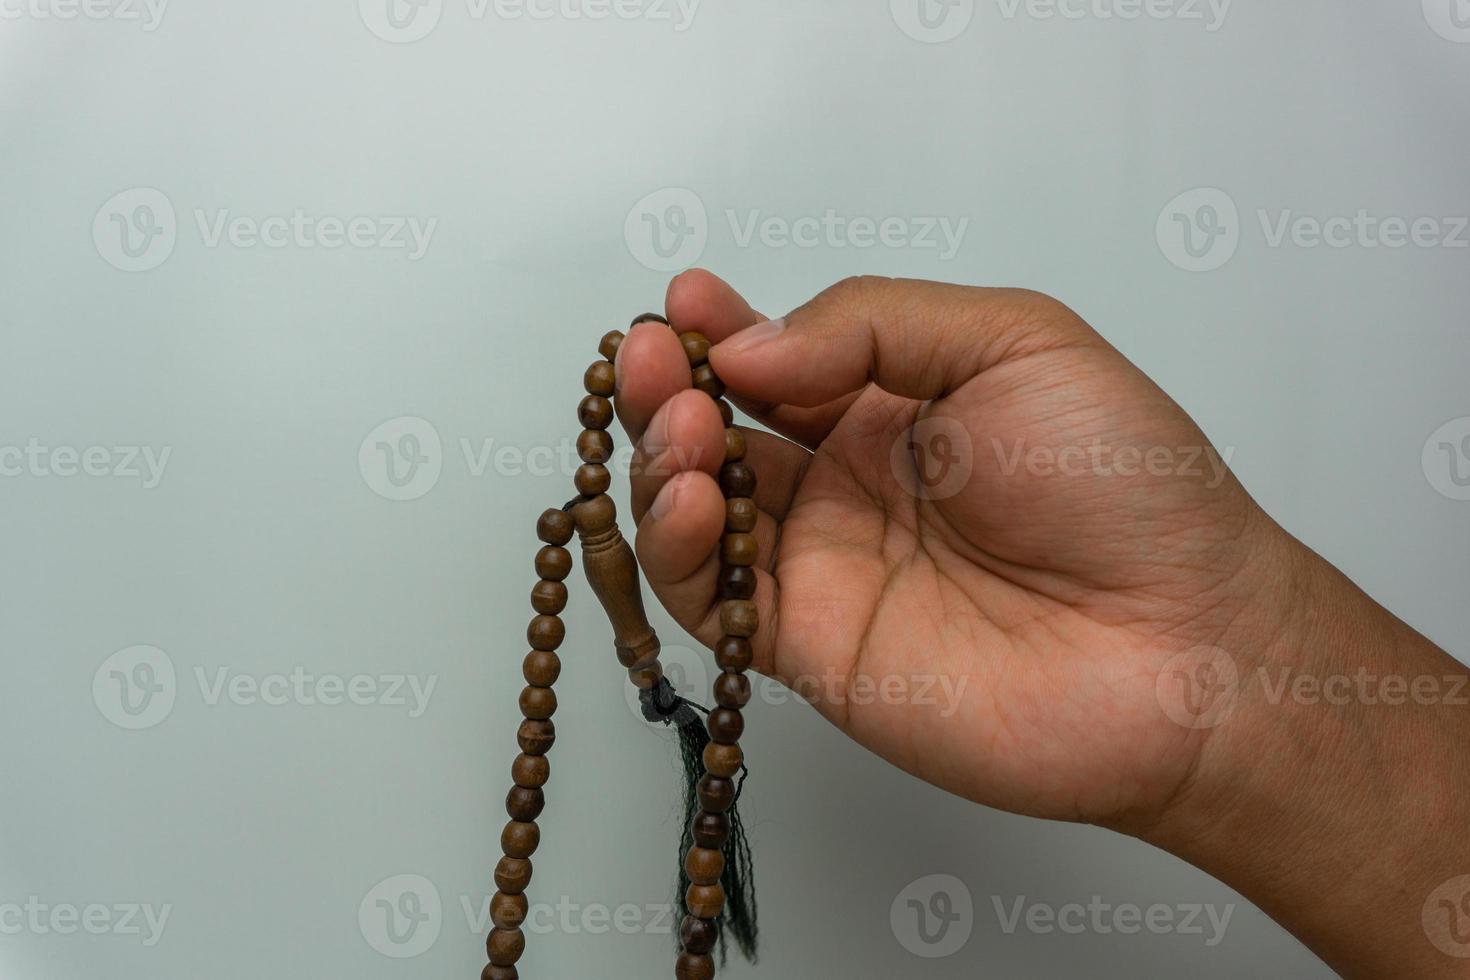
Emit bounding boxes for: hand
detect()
[613,270,1469,978]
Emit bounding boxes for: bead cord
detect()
[485,315,757,979]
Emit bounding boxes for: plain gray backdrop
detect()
[2,0,1467,977]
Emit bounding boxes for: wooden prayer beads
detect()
[486,315,757,980]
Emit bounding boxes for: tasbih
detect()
[485,314,759,980]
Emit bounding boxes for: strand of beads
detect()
[675,329,756,980]
[484,507,574,980]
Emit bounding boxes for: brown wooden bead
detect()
[725,497,757,533]
[691,364,726,400]
[679,915,719,956]
[518,685,556,720]
[719,461,756,498]
[703,740,744,777]
[720,533,758,568]
[719,599,758,637]
[691,810,729,849]
[716,399,734,427]
[724,427,746,462]
[530,579,567,615]
[714,636,753,672]
[714,671,751,708]
[577,428,613,464]
[526,615,564,651]
[573,491,616,533]
[707,708,744,745]
[684,846,725,886]
[584,360,616,397]
[675,952,715,980]
[490,891,529,929]
[500,821,540,859]
[522,650,560,687]
[679,331,711,366]
[574,463,610,496]
[697,774,736,813]
[505,785,544,822]
[628,663,664,689]
[483,964,517,980]
[577,394,613,430]
[536,508,575,546]
[718,565,756,600]
[487,926,525,965]
[598,329,624,361]
[685,884,725,919]
[494,856,532,894]
[516,718,555,756]
[534,545,571,582]
[630,312,669,327]
[512,752,549,788]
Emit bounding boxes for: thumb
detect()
[708,276,1095,407]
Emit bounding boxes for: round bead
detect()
[691,364,725,400]
[577,429,613,464]
[536,508,575,546]
[501,821,540,859]
[535,546,571,582]
[505,785,544,822]
[697,774,735,813]
[574,463,610,496]
[714,672,751,709]
[483,964,518,980]
[718,565,757,600]
[716,399,734,427]
[522,650,560,687]
[703,741,744,777]
[707,708,744,745]
[676,952,715,980]
[720,533,758,568]
[679,915,719,956]
[512,753,549,788]
[719,461,756,498]
[519,685,556,720]
[628,663,664,689]
[691,810,728,849]
[598,330,624,362]
[685,884,725,919]
[724,428,746,462]
[714,636,753,672]
[516,718,555,756]
[491,891,529,929]
[679,331,711,366]
[719,599,758,637]
[684,846,725,886]
[629,312,669,328]
[577,394,613,430]
[526,615,564,651]
[584,361,616,397]
[486,926,525,965]
[530,579,567,615]
[725,497,757,533]
[494,856,532,894]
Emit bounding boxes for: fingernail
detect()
[722,318,786,353]
[650,474,682,521]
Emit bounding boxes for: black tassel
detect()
[640,677,758,964]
